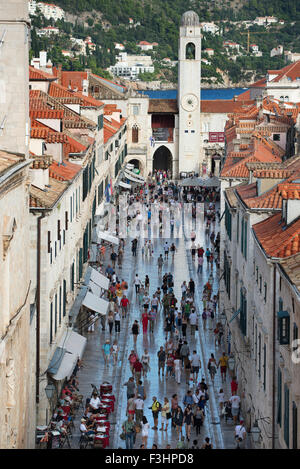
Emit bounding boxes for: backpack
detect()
[210,311,214,319]
[155,401,162,412]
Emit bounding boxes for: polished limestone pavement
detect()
[70,206,246,449]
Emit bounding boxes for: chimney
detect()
[39,50,47,68]
[57,64,62,85]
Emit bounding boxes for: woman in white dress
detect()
[141,349,150,378]
[141,416,150,447]
[174,354,181,384]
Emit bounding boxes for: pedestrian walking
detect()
[124,377,136,400]
[142,310,149,334]
[218,388,225,415]
[131,320,139,346]
[112,340,119,365]
[174,406,184,439]
[157,254,164,273]
[141,416,150,448]
[191,350,201,382]
[133,274,141,294]
[208,353,217,383]
[157,346,166,377]
[128,350,138,374]
[134,395,144,427]
[102,339,111,367]
[234,420,246,449]
[174,354,181,384]
[107,310,114,335]
[160,397,171,432]
[229,391,241,425]
[122,415,135,450]
[218,352,229,382]
[114,309,121,333]
[183,405,194,442]
[120,295,130,318]
[141,349,150,378]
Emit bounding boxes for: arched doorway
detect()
[153,146,172,173]
[128,159,141,170]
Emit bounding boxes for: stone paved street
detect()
[70,199,248,450]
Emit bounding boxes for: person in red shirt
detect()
[231,376,238,394]
[120,295,130,318]
[133,359,143,384]
[197,246,204,258]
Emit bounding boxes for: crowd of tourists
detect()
[77,169,246,450]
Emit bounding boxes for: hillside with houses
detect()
[29,0,300,87]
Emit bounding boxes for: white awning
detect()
[97,229,119,245]
[125,169,145,182]
[118,180,131,189]
[82,291,109,316]
[51,329,87,381]
[126,163,135,169]
[124,172,144,184]
[90,267,110,290]
[89,281,102,297]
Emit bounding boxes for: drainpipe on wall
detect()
[36,212,45,404]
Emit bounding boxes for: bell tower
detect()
[178,11,202,175]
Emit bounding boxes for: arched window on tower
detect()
[132,124,139,143]
[186,42,196,60]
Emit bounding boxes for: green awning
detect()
[229,309,241,324]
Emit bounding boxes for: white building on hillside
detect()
[29,1,65,20]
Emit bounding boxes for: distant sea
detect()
[138,88,247,100]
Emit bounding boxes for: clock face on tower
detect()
[181,93,199,112]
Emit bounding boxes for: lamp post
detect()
[45,382,56,401]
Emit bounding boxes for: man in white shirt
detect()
[189,310,198,335]
[134,395,144,426]
[164,241,169,259]
[229,392,241,424]
[191,350,201,382]
[134,274,141,294]
[234,419,246,449]
[89,393,101,414]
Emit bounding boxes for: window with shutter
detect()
[63,280,66,317]
[50,302,53,344]
[54,294,57,335]
[132,125,139,143]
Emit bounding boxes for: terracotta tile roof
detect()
[30,177,67,209]
[221,138,282,178]
[29,66,56,81]
[249,77,266,88]
[48,82,104,108]
[104,123,115,144]
[60,71,88,91]
[30,109,64,119]
[30,127,68,143]
[253,212,300,258]
[64,135,87,156]
[49,160,81,181]
[280,252,300,291]
[270,60,300,83]
[0,150,25,176]
[201,100,254,113]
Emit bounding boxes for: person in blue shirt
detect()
[183,390,194,407]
